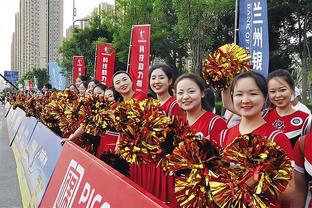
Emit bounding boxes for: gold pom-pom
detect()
[210,134,292,208]
[202,43,252,91]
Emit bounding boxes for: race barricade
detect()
[40,142,169,208]
[6,107,25,144]
[12,120,63,208]
[4,102,11,117]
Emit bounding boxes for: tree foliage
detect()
[19,68,49,90]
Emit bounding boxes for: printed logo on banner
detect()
[53,160,84,208]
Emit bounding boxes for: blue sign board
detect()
[239,0,269,77]
[4,70,19,83]
[48,62,67,90]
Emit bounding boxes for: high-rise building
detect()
[11,0,63,78]
[65,2,114,40]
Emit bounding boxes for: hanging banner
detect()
[72,56,86,83]
[49,62,67,90]
[94,43,116,86]
[40,142,168,208]
[128,24,151,94]
[239,0,269,77]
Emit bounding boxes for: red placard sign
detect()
[72,56,86,83]
[128,24,151,94]
[40,142,168,208]
[95,43,116,86]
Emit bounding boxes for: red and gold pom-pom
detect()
[164,132,221,207]
[210,134,292,208]
[114,98,171,164]
[78,95,112,136]
[202,43,252,91]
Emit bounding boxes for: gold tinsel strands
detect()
[209,134,293,208]
[40,91,66,129]
[78,95,112,136]
[58,90,81,137]
[164,133,221,207]
[113,98,171,164]
[202,43,252,91]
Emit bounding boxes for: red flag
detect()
[29,80,33,91]
[72,56,86,83]
[128,25,151,94]
[94,43,116,86]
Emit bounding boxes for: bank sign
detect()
[239,0,269,77]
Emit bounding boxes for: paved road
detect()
[0,105,22,207]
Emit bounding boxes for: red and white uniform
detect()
[190,111,227,143]
[294,133,312,207]
[264,108,311,147]
[159,96,183,117]
[132,90,147,101]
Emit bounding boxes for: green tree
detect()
[113,0,188,73]
[58,11,114,78]
[268,0,312,102]
[19,68,49,90]
[172,0,234,73]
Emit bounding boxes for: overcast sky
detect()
[0,0,114,75]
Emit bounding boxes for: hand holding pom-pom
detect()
[202,43,252,91]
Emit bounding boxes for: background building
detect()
[11,0,63,78]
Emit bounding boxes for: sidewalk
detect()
[0,105,22,207]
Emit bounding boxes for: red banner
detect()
[72,56,86,83]
[94,43,116,86]
[40,142,168,208]
[128,24,151,94]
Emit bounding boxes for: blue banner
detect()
[4,70,19,83]
[48,62,67,90]
[239,0,269,77]
[18,122,63,207]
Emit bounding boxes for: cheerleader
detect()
[112,71,147,101]
[219,71,295,206]
[78,81,89,97]
[104,87,123,103]
[75,75,89,89]
[96,87,123,157]
[174,73,227,142]
[61,83,107,154]
[265,69,311,148]
[146,64,182,207]
[149,64,182,116]
[293,134,312,207]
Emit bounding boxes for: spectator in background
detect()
[292,87,311,115]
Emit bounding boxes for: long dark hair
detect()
[149,64,175,96]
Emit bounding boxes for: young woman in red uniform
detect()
[112,71,147,101]
[220,71,295,206]
[264,69,311,148]
[144,64,183,207]
[293,134,312,207]
[174,73,227,142]
[149,64,182,117]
